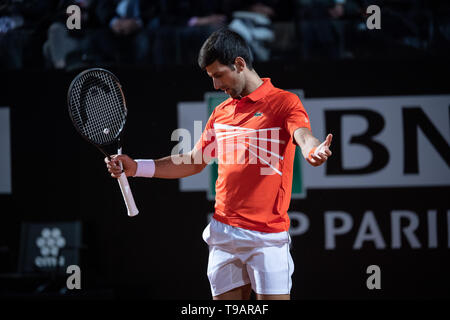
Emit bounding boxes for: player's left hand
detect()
[307,134,333,167]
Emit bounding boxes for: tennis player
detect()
[106,28,332,300]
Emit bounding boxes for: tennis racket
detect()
[68,68,139,217]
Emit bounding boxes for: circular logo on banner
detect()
[34,228,66,268]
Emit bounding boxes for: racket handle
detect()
[117,172,139,217]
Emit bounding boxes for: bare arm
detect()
[293,127,333,167]
[106,146,208,179]
[153,148,207,178]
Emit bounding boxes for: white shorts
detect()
[202,218,294,296]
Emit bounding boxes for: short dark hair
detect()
[198,28,253,70]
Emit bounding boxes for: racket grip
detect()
[117,172,139,217]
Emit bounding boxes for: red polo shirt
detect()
[195,78,311,233]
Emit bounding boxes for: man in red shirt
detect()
[106,28,332,300]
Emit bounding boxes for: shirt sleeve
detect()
[194,108,217,158]
[284,94,311,140]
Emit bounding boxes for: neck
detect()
[241,70,263,97]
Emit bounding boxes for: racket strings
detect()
[89,70,125,142]
[82,76,120,142]
[79,72,123,143]
[70,70,126,145]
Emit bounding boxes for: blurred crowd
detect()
[0,0,449,70]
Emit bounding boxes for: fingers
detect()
[325,133,333,147]
[316,147,332,159]
[306,134,333,167]
[311,153,326,162]
[105,155,123,178]
[316,134,333,149]
[110,154,126,161]
[308,148,331,166]
[307,155,325,167]
[315,133,333,159]
[306,157,318,167]
[107,162,122,178]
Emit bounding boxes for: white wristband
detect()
[134,159,155,178]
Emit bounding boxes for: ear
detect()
[234,57,246,72]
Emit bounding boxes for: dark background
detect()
[0,58,449,300]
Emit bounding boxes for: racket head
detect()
[68,68,127,147]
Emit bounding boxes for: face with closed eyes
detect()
[205,59,246,99]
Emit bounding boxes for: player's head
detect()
[198,28,254,99]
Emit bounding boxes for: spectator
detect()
[346,0,433,60]
[227,1,304,62]
[42,0,101,70]
[227,1,302,62]
[429,1,450,58]
[294,0,362,60]
[90,0,160,65]
[0,0,57,69]
[150,0,228,66]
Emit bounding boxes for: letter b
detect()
[325,109,389,175]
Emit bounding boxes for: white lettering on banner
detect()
[205,210,449,250]
[428,210,438,248]
[325,212,353,249]
[288,212,310,236]
[323,210,448,250]
[353,211,386,249]
[303,95,450,189]
[391,211,421,249]
[35,256,65,268]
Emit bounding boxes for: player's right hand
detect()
[105,154,137,178]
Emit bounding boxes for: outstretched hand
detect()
[307,134,333,167]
